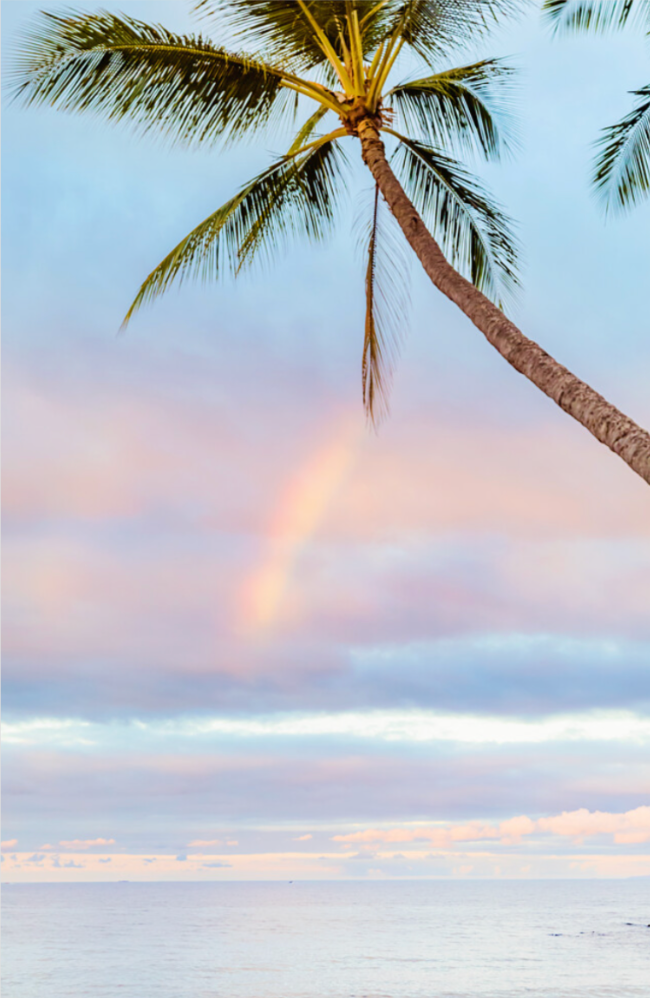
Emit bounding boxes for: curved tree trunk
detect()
[358,120,650,486]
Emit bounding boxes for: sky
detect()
[2,0,650,883]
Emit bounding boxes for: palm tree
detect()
[544,0,650,213]
[11,1,650,483]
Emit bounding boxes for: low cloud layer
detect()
[5,632,650,719]
[4,806,650,883]
[5,731,649,856]
[334,807,650,848]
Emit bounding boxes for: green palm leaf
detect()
[543,0,650,212]
[593,85,650,210]
[10,9,294,147]
[123,134,348,325]
[543,0,639,34]
[388,131,520,305]
[197,1,525,74]
[388,58,516,160]
[362,184,411,422]
[385,0,528,63]
[287,104,331,154]
[195,1,351,74]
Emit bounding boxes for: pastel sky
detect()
[3,0,650,883]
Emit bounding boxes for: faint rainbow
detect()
[242,414,363,632]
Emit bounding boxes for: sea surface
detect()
[2,880,649,997]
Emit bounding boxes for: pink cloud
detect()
[614,832,650,845]
[323,413,650,541]
[1,839,18,850]
[5,360,650,677]
[538,807,650,844]
[2,534,245,671]
[570,855,650,878]
[333,808,650,849]
[5,360,649,541]
[58,838,116,850]
[2,360,331,532]
[498,816,537,843]
[333,822,505,849]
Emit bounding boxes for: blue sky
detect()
[2,0,650,881]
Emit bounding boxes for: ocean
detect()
[2,880,649,997]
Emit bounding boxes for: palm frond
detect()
[10,9,296,147]
[388,58,517,160]
[123,134,348,325]
[287,103,331,154]
[384,0,529,63]
[542,0,638,34]
[195,1,468,76]
[593,85,650,210]
[195,1,351,74]
[388,131,520,305]
[362,184,411,422]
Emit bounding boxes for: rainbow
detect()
[242,413,363,632]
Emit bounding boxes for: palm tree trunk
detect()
[358,120,650,486]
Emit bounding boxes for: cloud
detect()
[11,707,650,753]
[294,834,312,841]
[333,808,650,849]
[333,822,504,849]
[5,739,650,843]
[5,630,650,720]
[58,838,115,850]
[1,839,18,850]
[5,358,649,542]
[188,839,222,848]
[498,816,537,843]
[3,845,650,883]
[538,806,650,844]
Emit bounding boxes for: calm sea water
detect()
[3,880,649,997]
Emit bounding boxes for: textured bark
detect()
[358,120,650,486]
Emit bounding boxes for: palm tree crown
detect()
[12,0,521,419]
[11,0,650,483]
[544,0,650,212]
